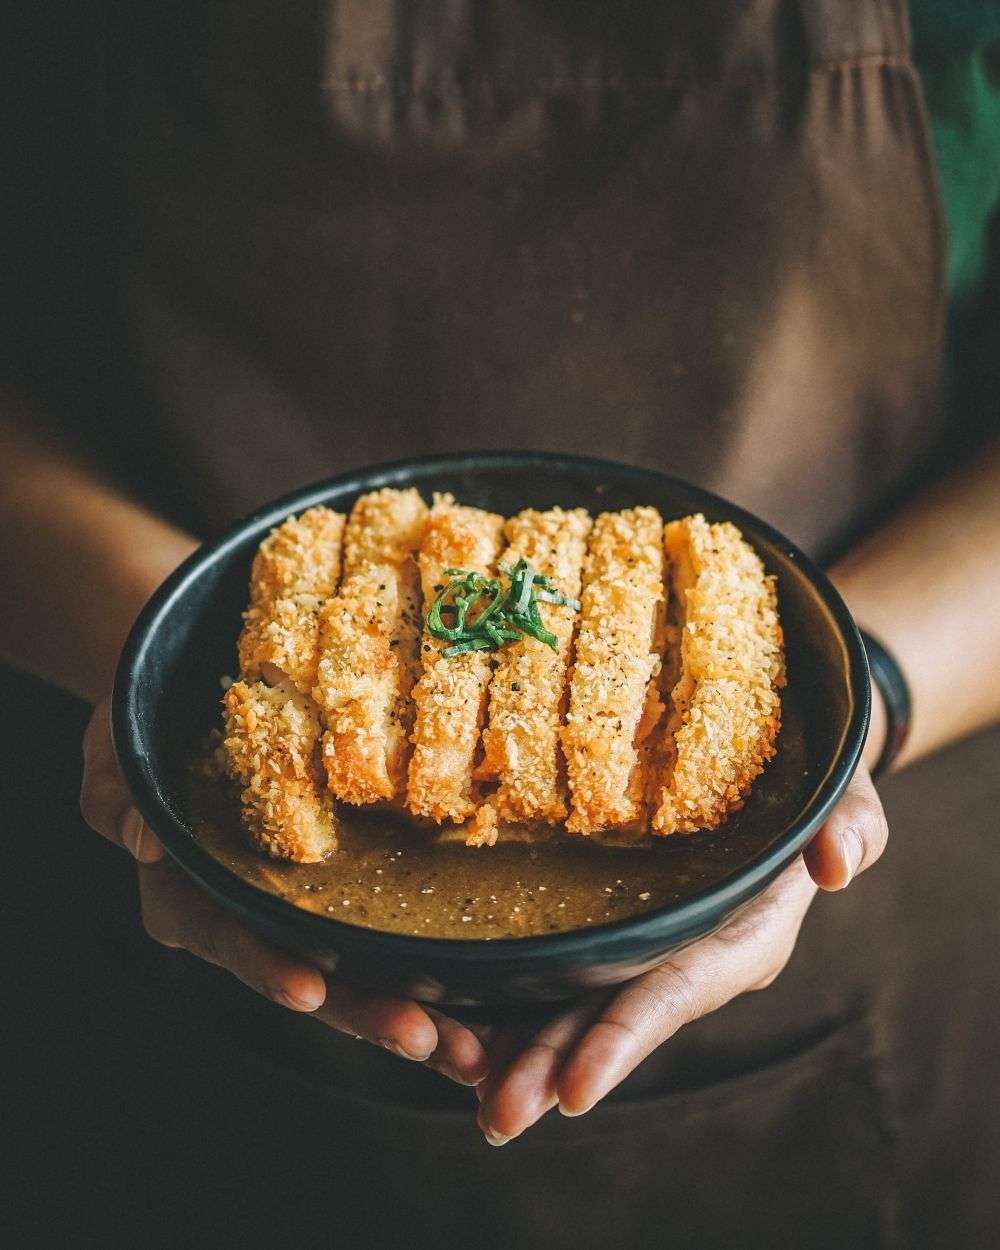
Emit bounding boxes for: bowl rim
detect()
[113,450,870,964]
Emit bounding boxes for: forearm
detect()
[0,396,198,702]
[829,442,1000,771]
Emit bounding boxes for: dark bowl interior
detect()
[113,453,869,1008]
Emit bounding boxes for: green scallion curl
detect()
[426,559,579,658]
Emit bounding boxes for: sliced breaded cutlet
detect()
[314,489,428,806]
[406,495,505,825]
[341,487,429,573]
[466,507,592,847]
[237,507,346,694]
[562,507,666,835]
[222,678,337,861]
[650,514,784,835]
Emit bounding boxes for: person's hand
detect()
[475,765,888,1145]
[80,697,491,1085]
[82,686,886,1121]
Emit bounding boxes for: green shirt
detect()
[912,1,1000,302]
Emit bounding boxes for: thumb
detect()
[80,697,165,863]
[803,765,888,891]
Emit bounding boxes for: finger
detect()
[80,700,164,863]
[138,857,326,1011]
[803,765,889,890]
[424,1008,491,1086]
[464,1020,499,1049]
[474,1024,535,1104]
[476,995,608,1145]
[474,1010,574,1107]
[557,861,815,1116]
[80,702,131,843]
[119,809,167,864]
[314,983,438,1061]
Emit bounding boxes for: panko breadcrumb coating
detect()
[562,508,666,835]
[342,487,429,572]
[222,493,784,861]
[314,489,428,805]
[651,514,784,835]
[466,507,592,846]
[222,678,338,862]
[237,508,345,693]
[406,495,504,825]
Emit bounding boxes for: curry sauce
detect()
[189,689,807,940]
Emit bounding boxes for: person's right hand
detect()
[81,696,491,1086]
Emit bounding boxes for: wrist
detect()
[0,411,200,701]
[116,529,200,622]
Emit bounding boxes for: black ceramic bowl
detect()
[113,453,869,1008]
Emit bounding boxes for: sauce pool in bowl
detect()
[188,688,807,941]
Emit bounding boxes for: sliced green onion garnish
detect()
[513,562,536,615]
[426,559,580,658]
[442,637,498,657]
[533,588,581,610]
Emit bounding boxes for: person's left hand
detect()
[474,764,888,1145]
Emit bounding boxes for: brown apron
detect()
[17,1,1000,1247]
[121,0,943,558]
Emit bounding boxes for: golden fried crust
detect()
[237,508,346,693]
[343,488,429,572]
[651,515,784,835]
[406,495,505,825]
[237,596,324,694]
[249,508,346,604]
[315,572,400,804]
[314,489,428,805]
[562,507,666,835]
[222,679,338,862]
[466,508,592,846]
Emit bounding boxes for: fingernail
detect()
[378,1038,433,1062]
[474,1082,487,1103]
[558,1102,591,1118]
[120,808,144,859]
[279,988,324,1013]
[430,1061,480,1087]
[483,1126,513,1147]
[840,828,864,886]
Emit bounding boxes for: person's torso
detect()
[115,0,943,554]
